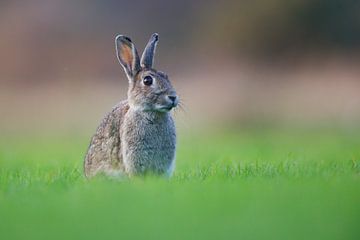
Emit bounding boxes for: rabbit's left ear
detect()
[141,33,159,69]
[115,35,140,78]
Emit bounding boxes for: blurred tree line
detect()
[0,0,359,82]
[198,0,360,56]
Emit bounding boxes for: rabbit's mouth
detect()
[156,105,175,112]
[160,106,173,111]
[154,99,178,112]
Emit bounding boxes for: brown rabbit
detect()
[84,33,178,178]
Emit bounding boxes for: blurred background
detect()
[1,0,360,135]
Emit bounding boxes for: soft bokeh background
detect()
[1,0,359,135]
[1,1,360,240]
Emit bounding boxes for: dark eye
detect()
[143,76,153,86]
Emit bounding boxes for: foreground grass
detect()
[0,126,359,240]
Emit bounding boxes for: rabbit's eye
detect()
[143,76,153,86]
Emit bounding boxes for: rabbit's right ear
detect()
[115,35,140,78]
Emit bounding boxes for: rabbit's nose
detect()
[168,95,178,105]
[168,95,177,102]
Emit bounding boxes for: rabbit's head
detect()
[115,33,178,113]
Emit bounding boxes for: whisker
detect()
[178,102,186,113]
[177,96,187,114]
[173,98,186,118]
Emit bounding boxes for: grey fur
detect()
[84,34,177,178]
[140,33,159,69]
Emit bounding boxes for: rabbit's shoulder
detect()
[95,100,129,134]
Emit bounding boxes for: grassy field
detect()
[0,126,359,240]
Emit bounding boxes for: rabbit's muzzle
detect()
[156,93,178,112]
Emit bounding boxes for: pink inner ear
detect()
[120,44,133,68]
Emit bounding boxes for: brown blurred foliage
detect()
[199,0,360,56]
[0,0,359,84]
[0,0,359,132]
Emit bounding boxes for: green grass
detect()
[0,126,360,240]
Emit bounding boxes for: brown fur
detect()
[120,44,133,69]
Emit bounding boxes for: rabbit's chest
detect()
[121,112,176,174]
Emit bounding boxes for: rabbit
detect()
[84,33,178,178]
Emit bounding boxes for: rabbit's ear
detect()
[140,33,159,69]
[115,35,140,78]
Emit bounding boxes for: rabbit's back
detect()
[84,100,129,177]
